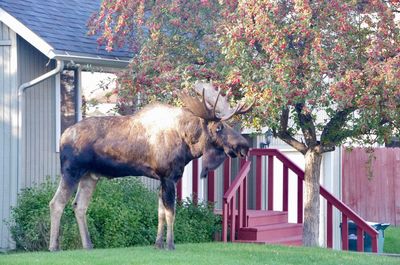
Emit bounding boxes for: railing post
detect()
[357,226,364,252]
[327,202,333,248]
[240,158,246,168]
[342,215,349,250]
[283,165,289,212]
[222,200,228,242]
[243,177,248,227]
[192,159,198,205]
[238,183,244,229]
[256,155,262,210]
[224,158,231,195]
[222,161,251,243]
[297,176,303,223]
[230,197,236,242]
[177,178,182,202]
[267,155,274,210]
[208,170,215,204]
[372,234,378,253]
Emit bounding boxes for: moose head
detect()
[180,82,254,178]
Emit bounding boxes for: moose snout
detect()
[229,143,249,158]
[236,144,249,158]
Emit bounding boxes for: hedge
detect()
[8,177,221,251]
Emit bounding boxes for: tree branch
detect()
[295,103,317,147]
[320,107,356,151]
[277,107,307,154]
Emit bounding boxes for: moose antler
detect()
[178,90,215,120]
[193,82,254,121]
[179,82,254,121]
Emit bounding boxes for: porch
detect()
[177,148,380,253]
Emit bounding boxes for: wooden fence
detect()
[342,147,400,226]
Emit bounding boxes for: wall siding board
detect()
[2,26,11,249]
[9,28,18,250]
[0,36,5,250]
[0,43,4,248]
[0,22,18,249]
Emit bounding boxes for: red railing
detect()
[178,148,379,252]
[247,148,379,252]
[222,161,251,242]
[248,149,304,222]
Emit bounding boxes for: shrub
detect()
[8,177,220,251]
[175,198,221,244]
[8,179,56,251]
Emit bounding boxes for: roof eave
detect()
[54,52,131,71]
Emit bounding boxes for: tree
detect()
[88,0,224,114]
[88,0,400,246]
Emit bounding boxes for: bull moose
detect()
[49,82,253,251]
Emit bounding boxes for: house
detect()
[0,0,132,249]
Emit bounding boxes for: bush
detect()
[8,177,220,251]
[175,199,221,244]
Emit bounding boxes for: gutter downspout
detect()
[17,60,64,189]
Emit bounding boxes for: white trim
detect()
[75,67,83,121]
[55,73,61,152]
[0,40,12,46]
[55,54,130,69]
[0,7,55,58]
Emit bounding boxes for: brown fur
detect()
[49,100,250,251]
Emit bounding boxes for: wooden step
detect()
[238,223,303,242]
[246,210,288,227]
[236,235,303,246]
[214,210,289,226]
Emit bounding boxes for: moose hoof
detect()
[154,240,164,250]
[167,243,175,251]
[83,244,93,250]
[49,246,60,252]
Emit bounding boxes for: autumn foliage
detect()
[88,1,400,143]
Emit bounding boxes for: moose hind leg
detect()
[155,193,165,249]
[72,173,98,250]
[161,179,176,250]
[49,178,75,251]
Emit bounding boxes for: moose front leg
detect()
[157,179,176,250]
[165,203,176,250]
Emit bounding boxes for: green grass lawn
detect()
[384,226,400,254]
[1,243,399,265]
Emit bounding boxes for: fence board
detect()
[342,148,399,226]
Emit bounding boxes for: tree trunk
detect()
[302,148,322,246]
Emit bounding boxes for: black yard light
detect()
[260,129,273,148]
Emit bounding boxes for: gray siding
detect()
[18,36,60,188]
[0,22,18,249]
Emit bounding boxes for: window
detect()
[55,68,82,152]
